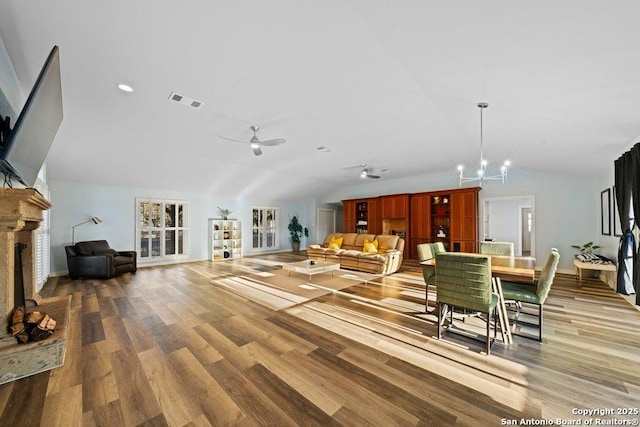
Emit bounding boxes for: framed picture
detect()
[613,186,623,237]
[601,188,611,236]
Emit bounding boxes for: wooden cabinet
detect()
[430,193,452,251]
[368,198,381,234]
[343,200,356,233]
[450,190,479,252]
[381,194,409,219]
[409,193,431,259]
[356,201,369,233]
[408,187,480,258]
[342,197,380,234]
[343,188,479,259]
[381,194,409,257]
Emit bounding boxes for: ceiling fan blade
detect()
[366,174,380,179]
[259,138,286,147]
[342,163,367,169]
[219,135,249,144]
[253,145,263,156]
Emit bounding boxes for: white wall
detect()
[49,180,308,274]
[322,168,599,274]
[597,167,619,262]
[0,35,23,119]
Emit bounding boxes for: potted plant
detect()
[571,241,601,278]
[288,214,309,252]
[571,241,600,255]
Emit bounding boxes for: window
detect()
[252,207,279,250]
[136,198,188,263]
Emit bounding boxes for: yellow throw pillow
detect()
[363,238,379,253]
[363,242,378,253]
[328,236,343,250]
[363,238,378,252]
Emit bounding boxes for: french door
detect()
[136,198,188,263]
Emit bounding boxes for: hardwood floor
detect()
[1,252,639,426]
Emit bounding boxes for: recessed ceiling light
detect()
[117,83,133,92]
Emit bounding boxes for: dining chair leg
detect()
[437,302,442,340]
[425,286,430,312]
[486,311,491,355]
[538,304,543,342]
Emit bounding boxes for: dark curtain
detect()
[632,145,640,304]
[614,147,636,296]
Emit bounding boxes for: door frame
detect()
[316,208,336,242]
[479,195,535,258]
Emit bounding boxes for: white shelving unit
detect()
[208,219,242,261]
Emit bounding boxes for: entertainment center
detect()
[343,187,480,259]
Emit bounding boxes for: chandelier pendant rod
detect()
[479,102,487,178]
[457,102,509,186]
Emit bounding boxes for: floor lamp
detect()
[71,216,102,244]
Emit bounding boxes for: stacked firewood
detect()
[8,306,56,343]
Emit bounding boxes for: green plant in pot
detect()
[571,241,600,255]
[571,241,601,278]
[288,214,309,252]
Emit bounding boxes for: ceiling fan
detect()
[345,163,382,179]
[219,125,286,156]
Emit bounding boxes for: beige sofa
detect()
[307,233,405,275]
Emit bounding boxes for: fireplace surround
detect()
[0,188,70,384]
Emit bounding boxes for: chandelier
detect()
[457,102,510,186]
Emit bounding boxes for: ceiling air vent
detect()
[168,92,203,109]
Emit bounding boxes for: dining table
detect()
[420,254,537,345]
[420,254,536,282]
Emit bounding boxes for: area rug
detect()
[210,267,369,311]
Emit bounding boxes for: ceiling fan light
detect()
[117,83,133,92]
[360,170,367,178]
[250,142,260,149]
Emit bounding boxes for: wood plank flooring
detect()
[1,252,639,426]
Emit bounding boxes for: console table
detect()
[573,259,617,283]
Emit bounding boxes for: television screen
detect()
[0,46,63,187]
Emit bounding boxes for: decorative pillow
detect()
[328,236,343,250]
[363,242,378,253]
[310,244,321,249]
[363,238,378,251]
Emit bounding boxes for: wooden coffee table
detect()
[282,260,340,282]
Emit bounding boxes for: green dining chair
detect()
[432,241,446,254]
[500,249,560,341]
[417,243,436,312]
[479,241,514,256]
[435,252,499,355]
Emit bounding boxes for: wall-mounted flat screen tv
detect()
[0,45,63,187]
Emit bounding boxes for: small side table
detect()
[573,259,617,283]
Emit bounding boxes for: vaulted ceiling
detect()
[1,1,639,200]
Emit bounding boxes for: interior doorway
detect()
[480,195,535,258]
[316,209,336,242]
[521,207,532,256]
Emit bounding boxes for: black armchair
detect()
[65,240,137,279]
